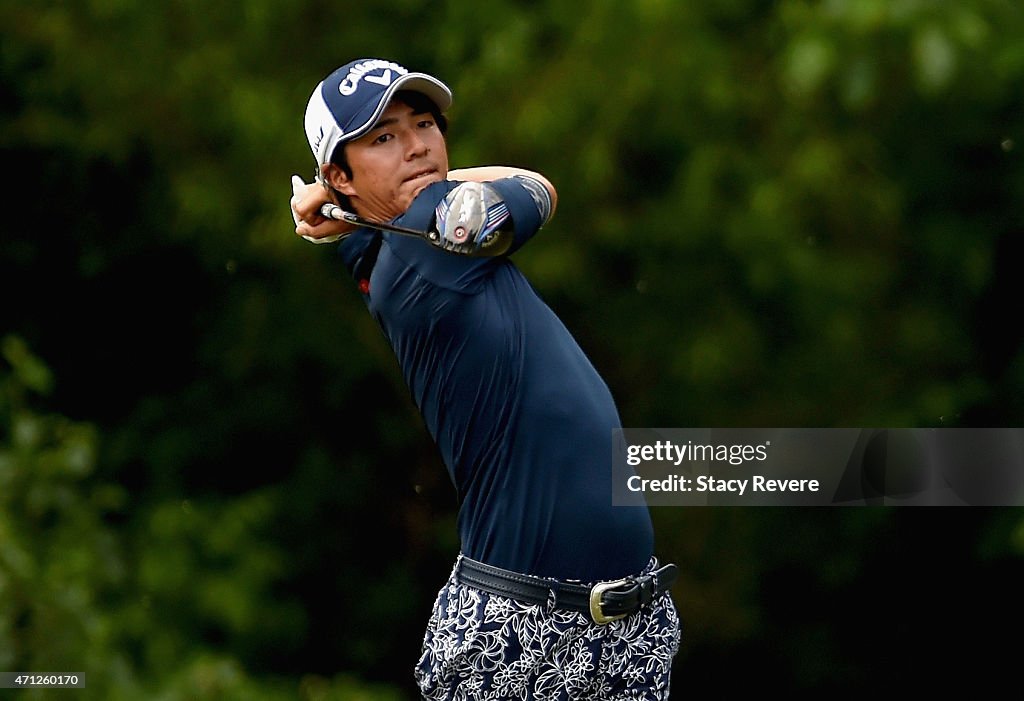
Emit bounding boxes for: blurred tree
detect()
[2,0,1023,696]
[0,336,404,699]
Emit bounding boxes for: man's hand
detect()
[290,175,355,244]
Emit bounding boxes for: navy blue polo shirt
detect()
[338,178,654,581]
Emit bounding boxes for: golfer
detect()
[291,57,681,700]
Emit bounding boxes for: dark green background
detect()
[2,1,1022,698]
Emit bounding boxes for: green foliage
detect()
[0,338,403,699]
[1,336,115,684]
[3,0,1024,696]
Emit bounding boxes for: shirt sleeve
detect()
[385,177,551,293]
[488,175,552,255]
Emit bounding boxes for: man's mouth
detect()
[404,168,437,183]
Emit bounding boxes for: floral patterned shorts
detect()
[414,556,682,700]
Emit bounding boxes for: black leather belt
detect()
[455,556,678,625]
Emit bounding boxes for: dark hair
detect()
[327,90,448,210]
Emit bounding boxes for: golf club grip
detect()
[320,203,359,225]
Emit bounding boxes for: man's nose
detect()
[405,130,429,158]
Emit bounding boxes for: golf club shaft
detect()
[320,203,433,239]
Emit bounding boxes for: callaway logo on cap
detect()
[304,58,453,169]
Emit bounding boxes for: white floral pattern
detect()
[414,558,681,700]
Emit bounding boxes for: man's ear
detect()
[322,164,357,198]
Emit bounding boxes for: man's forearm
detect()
[449,166,536,181]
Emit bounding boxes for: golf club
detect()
[319,203,439,241]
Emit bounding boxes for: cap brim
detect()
[389,73,452,114]
[345,72,452,141]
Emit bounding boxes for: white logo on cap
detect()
[339,60,407,96]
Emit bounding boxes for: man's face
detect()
[326,97,448,222]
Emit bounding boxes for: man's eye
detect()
[374,133,393,144]
[418,119,435,129]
